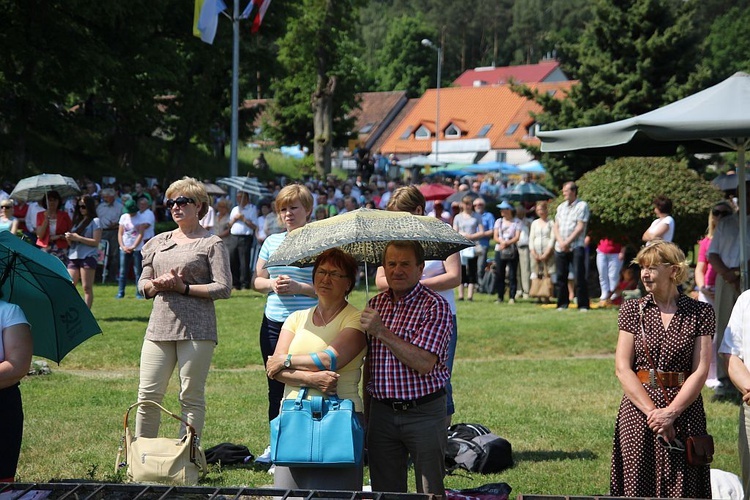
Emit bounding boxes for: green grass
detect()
[16,284,742,494]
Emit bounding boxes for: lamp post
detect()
[421,38,441,163]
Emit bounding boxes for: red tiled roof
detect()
[453,61,562,87]
[379,82,574,155]
[350,91,408,149]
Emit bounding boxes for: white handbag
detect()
[116,400,207,485]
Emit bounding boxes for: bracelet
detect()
[183,283,190,296]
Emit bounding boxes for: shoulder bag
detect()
[116,400,207,485]
[638,304,714,467]
[529,263,554,298]
[269,351,364,467]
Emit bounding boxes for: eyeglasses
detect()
[315,269,348,280]
[166,196,195,209]
[657,436,685,453]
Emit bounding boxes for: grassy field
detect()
[16,282,742,495]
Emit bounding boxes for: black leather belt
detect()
[375,388,445,411]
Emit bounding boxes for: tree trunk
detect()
[312,75,336,178]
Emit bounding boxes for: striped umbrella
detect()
[216,176,272,198]
[504,182,555,202]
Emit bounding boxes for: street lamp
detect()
[421,38,442,163]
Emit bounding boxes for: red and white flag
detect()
[250,0,272,33]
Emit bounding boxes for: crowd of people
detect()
[0,169,748,498]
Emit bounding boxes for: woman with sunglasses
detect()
[695,201,733,389]
[266,248,366,490]
[611,241,712,498]
[134,177,231,441]
[64,195,102,308]
[0,200,18,234]
[35,190,73,264]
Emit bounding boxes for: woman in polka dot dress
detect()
[611,241,713,498]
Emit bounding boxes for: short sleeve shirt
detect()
[554,198,589,251]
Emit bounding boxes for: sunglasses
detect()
[166,196,195,209]
[711,208,731,217]
[657,436,685,453]
[0,206,11,209]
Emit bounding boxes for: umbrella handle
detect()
[0,252,16,290]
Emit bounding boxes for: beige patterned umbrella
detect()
[264,208,472,268]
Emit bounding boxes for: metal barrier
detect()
[0,483,434,500]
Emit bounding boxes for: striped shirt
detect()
[366,282,452,400]
[258,232,316,322]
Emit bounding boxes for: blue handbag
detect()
[270,368,364,468]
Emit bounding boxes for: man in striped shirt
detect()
[361,240,452,497]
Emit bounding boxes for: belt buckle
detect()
[677,372,685,386]
[391,401,412,411]
[649,369,656,387]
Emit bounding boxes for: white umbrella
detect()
[538,71,750,289]
[10,174,81,202]
[216,176,272,199]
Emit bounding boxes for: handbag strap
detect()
[638,302,672,405]
[310,348,338,372]
[122,400,201,467]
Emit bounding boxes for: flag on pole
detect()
[240,0,254,19]
[194,0,228,44]
[250,0,272,33]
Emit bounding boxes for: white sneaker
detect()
[268,465,275,475]
[255,445,272,464]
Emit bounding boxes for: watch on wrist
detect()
[283,354,292,369]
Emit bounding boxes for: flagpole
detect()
[230,0,240,180]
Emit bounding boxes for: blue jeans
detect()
[444,315,458,416]
[118,249,143,298]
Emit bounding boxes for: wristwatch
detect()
[283,354,292,369]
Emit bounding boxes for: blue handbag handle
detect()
[310,348,337,372]
[296,386,341,407]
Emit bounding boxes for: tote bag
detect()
[270,387,364,467]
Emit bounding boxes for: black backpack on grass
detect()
[445,423,513,474]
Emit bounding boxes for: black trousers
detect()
[0,383,23,482]
[228,234,254,288]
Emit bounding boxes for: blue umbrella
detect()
[465,161,522,175]
[0,233,102,363]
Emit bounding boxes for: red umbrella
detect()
[418,183,456,201]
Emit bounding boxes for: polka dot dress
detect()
[610,294,713,498]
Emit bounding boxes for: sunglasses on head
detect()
[166,196,195,209]
[657,435,685,453]
[712,207,731,217]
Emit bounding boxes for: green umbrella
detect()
[0,232,102,363]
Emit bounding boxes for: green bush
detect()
[569,157,725,252]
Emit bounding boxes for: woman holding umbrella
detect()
[252,184,317,462]
[35,190,72,263]
[0,301,32,483]
[376,185,462,422]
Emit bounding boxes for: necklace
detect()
[315,302,346,327]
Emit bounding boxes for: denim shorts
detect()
[67,256,98,270]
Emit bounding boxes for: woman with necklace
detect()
[266,248,366,490]
[35,190,72,264]
[134,177,231,442]
[611,241,712,498]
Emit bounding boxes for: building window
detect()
[527,122,541,137]
[445,124,461,138]
[359,123,375,134]
[415,125,431,140]
[476,124,492,138]
[399,126,414,140]
[505,123,520,135]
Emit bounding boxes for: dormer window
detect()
[445,124,461,138]
[414,125,432,140]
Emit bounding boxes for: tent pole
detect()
[739,142,748,292]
